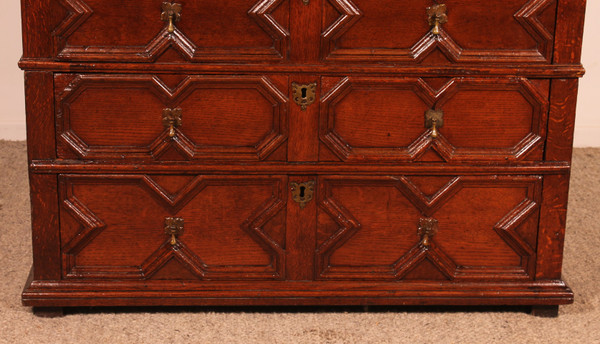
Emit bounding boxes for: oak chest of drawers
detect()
[20,0,586,316]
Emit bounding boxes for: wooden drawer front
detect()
[320,77,549,162]
[52,0,289,62]
[322,0,557,64]
[316,175,541,281]
[56,74,288,161]
[59,174,287,280]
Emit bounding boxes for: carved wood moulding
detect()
[54,0,290,62]
[322,0,556,63]
[316,175,541,280]
[60,174,287,280]
[56,74,288,161]
[320,76,548,162]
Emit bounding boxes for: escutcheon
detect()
[292,82,317,111]
[290,181,315,208]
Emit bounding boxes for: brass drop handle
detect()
[162,108,182,138]
[430,119,439,138]
[425,109,444,139]
[161,2,182,33]
[165,217,184,246]
[302,0,310,5]
[427,4,448,36]
[418,218,438,247]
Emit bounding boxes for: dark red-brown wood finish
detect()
[20,0,586,317]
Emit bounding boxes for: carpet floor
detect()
[0,140,598,343]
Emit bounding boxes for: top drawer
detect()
[51,0,290,63]
[44,0,556,64]
[322,0,557,64]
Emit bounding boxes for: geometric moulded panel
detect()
[322,0,557,64]
[316,175,541,280]
[54,0,290,62]
[320,77,548,162]
[56,74,288,161]
[59,174,287,280]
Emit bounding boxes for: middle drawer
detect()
[55,73,290,161]
[55,74,550,163]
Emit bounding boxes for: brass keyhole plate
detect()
[290,181,315,208]
[292,82,317,111]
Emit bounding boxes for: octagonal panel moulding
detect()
[54,0,290,62]
[321,0,556,63]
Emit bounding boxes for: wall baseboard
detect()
[0,123,26,141]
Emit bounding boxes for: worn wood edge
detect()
[21,286,574,307]
[29,161,571,175]
[17,59,585,78]
[536,173,571,279]
[545,79,580,162]
[553,0,587,64]
[23,278,574,292]
[24,71,56,160]
[21,265,574,307]
[21,266,35,306]
[20,297,575,308]
[28,174,61,280]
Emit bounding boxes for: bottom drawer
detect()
[58,174,288,280]
[58,174,542,282]
[316,175,542,281]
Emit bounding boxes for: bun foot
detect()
[530,305,559,317]
[33,307,64,318]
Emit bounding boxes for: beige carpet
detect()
[0,140,598,344]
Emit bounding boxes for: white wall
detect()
[0,0,25,140]
[574,0,600,147]
[1,2,599,146]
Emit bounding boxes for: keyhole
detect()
[301,87,307,99]
[299,186,306,198]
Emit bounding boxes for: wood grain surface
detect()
[20,0,586,317]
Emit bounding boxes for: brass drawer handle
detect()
[302,0,310,5]
[292,82,317,111]
[162,108,182,138]
[161,2,182,33]
[425,109,444,139]
[290,181,315,208]
[165,217,184,246]
[427,4,448,35]
[418,218,438,247]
